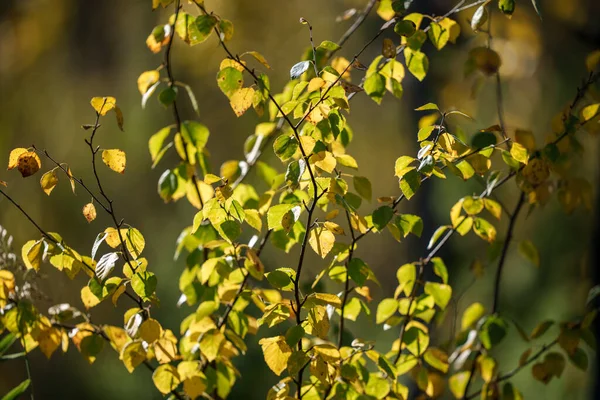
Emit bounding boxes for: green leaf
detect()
[131,271,157,300]
[376,298,398,324]
[394,20,416,37]
[399,169,420,200]
[194,14,218,42]
[181,120,210,151]
[479,316,509,350]
[404,48,428,81]
[396,263,416,296]
[217,67,244,98]
[518,240,540,267]
[364,73,386,104]
[397,214,423,237]
[499,0,516,17]
[273,134,299,161]
[403,324,429,356]
[424,282,452,310]
[1,379,30,400]
[428,22,449,50]
[318,40,341,52]
[285,326,305,348]
[266,268,296,291]
[220,220,241,243]
[158,86,178,107]
[353,176,372,201]
[148,127,172,167]
[568,348,588,371]
[348,258,370,286]
[431,257,448,284]
[417,126,435,142]
[372,206,394,231]
[267,204,298,232]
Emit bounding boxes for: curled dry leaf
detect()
[16,151,42,178]
[83,203,97,223]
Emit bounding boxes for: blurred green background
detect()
[1,0,599,398]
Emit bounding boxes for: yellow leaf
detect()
[104,326,129,353]
[313,344,341,362]
[102,149,126,174]
[258,336,292,376]
[153,364,181,394]
[139,318,162,344]
[183,377,206,400]
[306,305,330,339]
[120,340,147,373]
[16,151,41,178]
[138,70,160,95]
[90,96,116,116]
[7,148,27,170]
[229,87,255,117]
[199,329,226,362]
[299,135,316,155]
[37,325,61,359]
[22,240,43,271]
[82,203,97,223]
[309,227,335,258]
[242,51,271,69]
[155,337,178,364]
[81,286,101,309]
[323,221,344,235]
[312,151,337,173]
[515,129,536,151]
[510,142,528,164]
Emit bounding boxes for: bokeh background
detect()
[1,0,599,398]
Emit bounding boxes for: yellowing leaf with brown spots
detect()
[83,203,97,223]
[90,97,116,116]
[7,148,27,170]
[16,151,41,177]
[102,149,126,174]
[258,336,292,376]
[309,227,335,258]
[229,87,255,117]
[40,170,58,195]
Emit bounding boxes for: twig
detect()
[164,0,204,208]
[491,192,525,313]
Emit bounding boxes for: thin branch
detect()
[164,0,204,208]
[84,102,144,308]
[491,192,525,313]
[465,339,559,399]
[333,0,378,52]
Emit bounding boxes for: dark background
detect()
[1,0,599,398]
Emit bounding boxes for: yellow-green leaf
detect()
[40,170,58,195]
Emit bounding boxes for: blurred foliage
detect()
[1,0,600,399]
